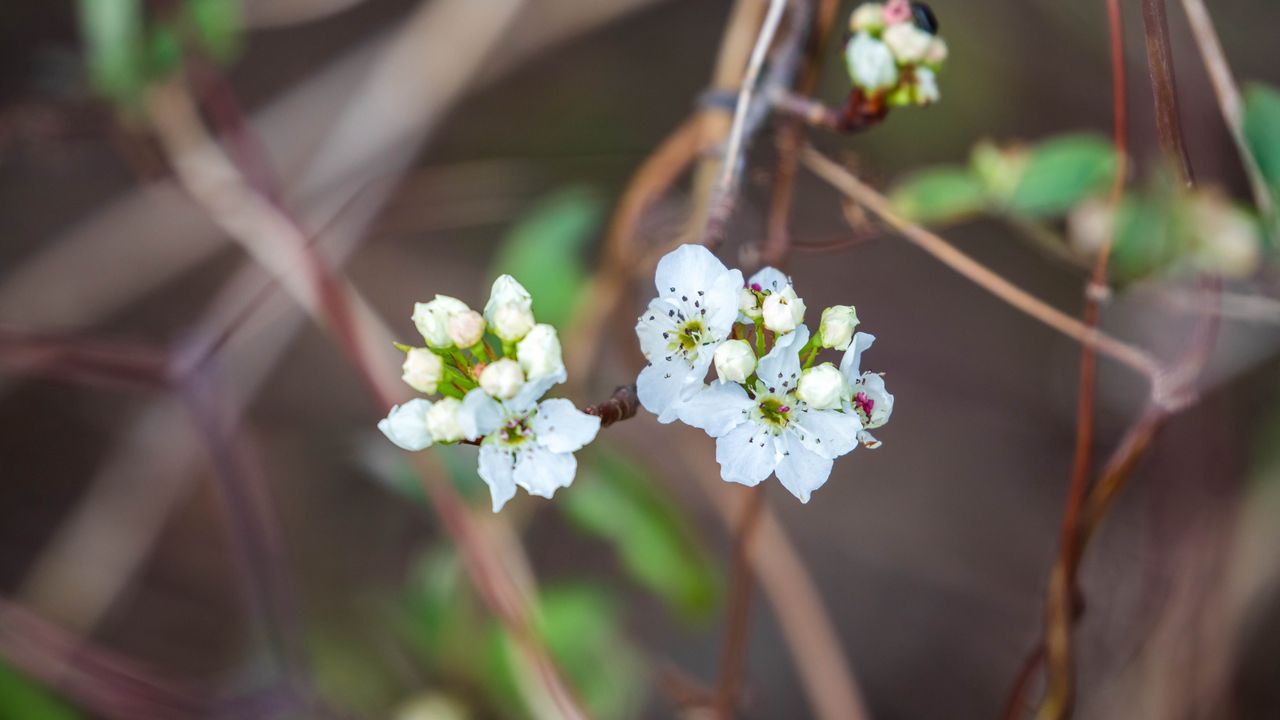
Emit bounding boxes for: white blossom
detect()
[459,380,598,512]
[484,275,536,342]
[846,32,898,92]
[635,244,744,423]
[378,399,434,451]
[412,295,470,349]
[479,358,524,400]
[714,339,756,384]
[883,22,933,64]
[739,288,762,321]
[914,66,940,105]
[517,323,564,381]
[401,347,443,394]
[818,305,860,350]
[924,37,948,65]
[677,326,863,502]
[762,286,806,334]
[796,363,846,410]
[446,310,485,348]
[849,3,884,33]
[840,332,895,448]
[425,396,466,443]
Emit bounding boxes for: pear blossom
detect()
[840,332,895,448]
[635,244,744,422]
[914,67,940,105]
[479,358,524,400]
[714,340,756,384]
[446,310,485,348]
[818,305,859,350]
[413,295,471,349]
[517,324,564,381]
[401,347,443,394]
[485,275,536,342]
[676,326,862,502]
[379,399,435,451]
[459,371,598,511]
[924,37,948,65]
[762,287,806,334]
[846,33,898,92]
[797,363,846,410]
[425,397,466,443]
[850,2,884,32]
[883,22,933,63]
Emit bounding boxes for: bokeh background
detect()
[2,1,1280,718]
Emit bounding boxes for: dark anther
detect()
[911,2,939,34]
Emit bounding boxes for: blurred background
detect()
[2,0,1280,718]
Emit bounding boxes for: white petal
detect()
[855,372,895,429]
[637,356,694,424]
[858,430,882,449]
[531,398,601,453]
[747,267,789,293]
[756,324,810,393]
[655,244,732,300]
[378,399,434,451]
[515,446,577,499]
[677,382,753,438]
[635,298,680,359]
[508,367,566,414]
[715,422,777,487]
[839,332,876,382]
[460,389,504,440]
[477,443,518,512]
[705,267,746,336]
[790,407,861,460]
[773,432,834,503]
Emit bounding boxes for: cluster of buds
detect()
[379,276,599,512]
[635,245,894,503]
[845,0,947,108]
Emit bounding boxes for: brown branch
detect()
[584,383,639,428]
[1141,0,1194,186]
[713,485,766,719]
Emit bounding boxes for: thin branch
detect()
[714,485,766,719]
[799,146,1168,390]
[584,384,640,428]
[1141,0,1194,186]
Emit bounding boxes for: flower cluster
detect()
[378,276,600,512]
[635,245,894,502]
[845,0,947,107]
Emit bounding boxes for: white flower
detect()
[924,37,948,65]
[635,244,744,423]
[677,326,863,503]
[425,396,465,442]
[714,339,756,384]
[818,305,860,350]
[1189,193,1262,278]
[796,363,846,410]
[378,399,434,451]
[401,347,443,394]
[846,32,898,92]
[446,310,485,348]
[739,267,788,324]
[412,295,470,349]
[883,22,933,64]
[849,3,884,33]
[762,286,805,334]
[840,332,895,448]
[459,384,599,512]
[484,275,536,342]
[739,288,762,321]
[914,66,940,105]
[517,323,564,381]
[479,358,524,400]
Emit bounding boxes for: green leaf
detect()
[889,167,988,223]
[563,445,720,621]
[77,0,145,102]
[1109,191,1181,282]
[490,188,604,331]
[1005,134,1116,217]
[0,662,81,720]
[1244,83,1280,229]
[186,0,243,63]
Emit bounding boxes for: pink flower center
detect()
[854,391,874,416]
[749,283,762,292]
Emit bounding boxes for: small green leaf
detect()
[1244,83,1280,231]
[490,188,604,331]
[889,167,988,223]
[77,0,145,102]
[1006,134,1116,217]
[1109,192,1181,282]
[563,446,720,621]
[186,0,243,63]
[0,662,81,720]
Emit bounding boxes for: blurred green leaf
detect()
[491,188,604,330]
[1244,83,1280,234]
[1109,191,1180,281]
[186,0,243,62]
[889,167,988,223]
[0,663,81,720]
[564,446,720,621]
[1005,134,1116,217]
[77,0,145,102]
[146,23,183,80]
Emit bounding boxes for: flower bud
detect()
[846,33,899,92]
[425,396,465,443]
[883,22,933,63]
[739,287,762,320]
[378,399,433,451]
[446,310,485,348]
[924,37,948,65]
[849,3,884,33]
[713,339,756,384]
[913,66,940,105]
[401,347,443,394]
[1190,193,1262,278]
[479,358,524,400]
[762,286,806,334]
[412,295,470,349]
[484,275,535,342]
[517,324,564,380]
[796,363,846,410]
[818,305,860,351]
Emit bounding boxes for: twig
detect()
[584,384,640,428]
[1141,0,1194,186]
[714,485,766,719]
[799,146,1168,390]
